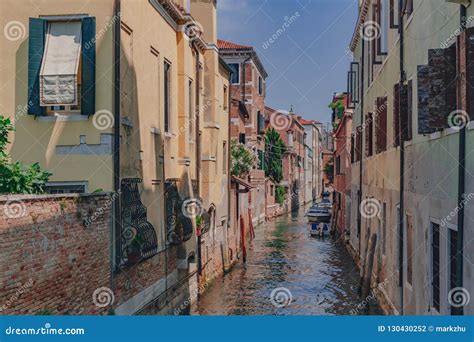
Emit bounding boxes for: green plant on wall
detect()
[230,139,258,177]
[263,128,286,184]
[324,157,334,178]
[275,185,286,205]
[328,100,345,119]
[0,116,51,194]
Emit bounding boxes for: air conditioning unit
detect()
[445,0,471,7]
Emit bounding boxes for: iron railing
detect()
[119,178,158,268]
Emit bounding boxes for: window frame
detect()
[223,85,228,111]
[223,141,227,174]
[376,0,389,56]
[405,212,413,287]
[371,4,383,66]
[39,17,85,114]
[429,219,441,314]
[45,181,88,194]
[389,0,399,29]
[447,224,460,314]
[228,63,240,85]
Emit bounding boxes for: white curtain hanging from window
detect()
[40,21,82,106]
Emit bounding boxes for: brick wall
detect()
[0,194,111,315]
[0,193,184,315]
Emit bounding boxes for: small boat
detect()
[316,198,332,210]
[306,206,331,223]
[310,222,330,237]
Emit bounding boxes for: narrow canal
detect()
[192,207,382,315]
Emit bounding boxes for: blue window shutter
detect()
[81,17,96,116]
[27,18,46,116]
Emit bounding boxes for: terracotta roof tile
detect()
[217,39,253,50]
[299,118,321,125]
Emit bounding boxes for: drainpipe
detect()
[195,52,202,275]
[454,4,467,316]
[113,0,121,273]
[227,68,232,270]
[357,38,365,257]
[398,0,406,315]
[195,53,201,195]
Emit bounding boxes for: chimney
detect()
[190,0,217,44]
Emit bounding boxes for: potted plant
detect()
[195,214,204,236]
[127,233,142,264]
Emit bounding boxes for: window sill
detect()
[203,122,221,129]
[38,114,88,122]
[164,132,175,138]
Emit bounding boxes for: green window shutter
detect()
[81,17,96,116]
[27,18,46,116]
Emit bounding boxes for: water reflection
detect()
[192,207,382,315]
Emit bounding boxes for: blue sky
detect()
[217,0,358,125]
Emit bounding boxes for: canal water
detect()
[192,207,382,315]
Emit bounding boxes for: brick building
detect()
[331,93,352,238]
[218,39,268,226]
[265,106,306,211]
